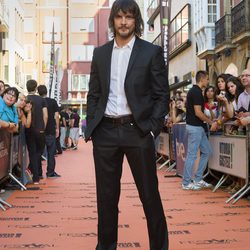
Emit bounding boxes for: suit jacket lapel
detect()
[125,37,141,79]
[104,40,114,92]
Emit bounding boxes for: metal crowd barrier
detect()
[157,122,250,204]
[156,127,176,172]
[0,126,30,207]
[208,124,250,204]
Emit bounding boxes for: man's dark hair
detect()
[109,0,144,37]
[37,85,48,96]
[196,70,208,83]
[26,79,38,92]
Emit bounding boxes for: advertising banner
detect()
[209,135,248,179]
[172,123,187,176]
[157,132,170,156]
[172,123,200,177]
[0,130,11,180]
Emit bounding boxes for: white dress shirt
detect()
[104,36,135,117]
[237,90,250,111]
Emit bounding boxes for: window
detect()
[169,4,190,53]
[71,74,89,91]
[71,17,94,32]
[208,0,217,23]
[24,44,33,61]
[24,17,33,32]
[42,44,62,72]
[44,16,61,42]
[46,0,59,6]
[25,74,32,83]
[71,45,94,61]
[71,0,95,3]
[109,0,116,7]
[4,65,9,82]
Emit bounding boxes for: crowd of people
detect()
[0,79,81,186]
[164,68,250,193]
[166,69,250,130]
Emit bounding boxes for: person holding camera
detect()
[170,97,186,124]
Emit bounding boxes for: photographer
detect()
[170,97,186,124]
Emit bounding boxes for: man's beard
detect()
[115,26,134,38]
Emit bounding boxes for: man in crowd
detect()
[182,71,213,190]
[26,80,48,184]
[59,106,69,150]
[85,0,169,249]
[38,85,61,178]
[237,69,250,113]
[69,108,80,150]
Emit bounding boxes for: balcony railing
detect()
[231,0,250,37]
[152,33,161,46]
[0,0,9,31]
[147,0,160,18]
[215,14,231,46]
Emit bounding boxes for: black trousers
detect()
[45,134,56,175]
[26,131,45,182]
[92,119,168,250]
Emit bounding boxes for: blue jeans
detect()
[182,125,212,186]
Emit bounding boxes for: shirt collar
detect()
[244,89,250,95]
[113,35,136,49]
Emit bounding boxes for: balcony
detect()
[152,33,161,47]
[231,0,250,43]
[147,0,160,24]
[195,26,215,59]
[42,31,62,44]
[215,14,231,46]
[215,14,235,53]
[0,1,9,32]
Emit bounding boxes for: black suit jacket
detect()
[85,37,170,141]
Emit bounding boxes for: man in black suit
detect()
[85,0,169,249]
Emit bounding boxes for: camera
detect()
[219,91,225,97]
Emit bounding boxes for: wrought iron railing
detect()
[231,0,249,37]
[152,33,161,46]
[215,14,231,46]
[147,0,160,18]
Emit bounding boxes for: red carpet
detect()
[1,139,250,249]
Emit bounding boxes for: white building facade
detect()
[0,0,25,91]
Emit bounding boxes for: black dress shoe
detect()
[46,172,61,178]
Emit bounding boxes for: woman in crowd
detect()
[210,75,234,132]
[169,97,186,124]
[226,76,244,113]
[223,76,244,193]
[215,74,231,97]
[15,93,32,128]
[204,86,218,121]
[0,87,19,132]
